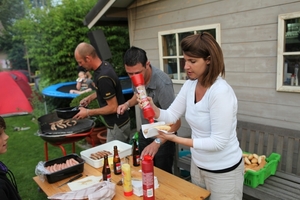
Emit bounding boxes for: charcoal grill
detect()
[37,112,96,161]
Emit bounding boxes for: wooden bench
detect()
[177,121,300,200]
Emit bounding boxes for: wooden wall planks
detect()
[128,0,300,131]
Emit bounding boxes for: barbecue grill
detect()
[36,112,96,161]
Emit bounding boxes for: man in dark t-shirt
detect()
[73,42,133,143]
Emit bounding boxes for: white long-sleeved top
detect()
[157,77,242,170]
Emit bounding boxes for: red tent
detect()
[0,71,33,116]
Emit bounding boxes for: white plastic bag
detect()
[48,181,116,200]
[35,161,50,182]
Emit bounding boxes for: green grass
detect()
[1,115,84,200]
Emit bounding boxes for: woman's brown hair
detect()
[0,116,6,130]
[180,32,225,88]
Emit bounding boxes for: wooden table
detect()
[33,157,210,200]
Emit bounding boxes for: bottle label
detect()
[146,188,154,197]
[143,172,154,185]
[116,163,121,173]
[107,174,111,182]
[136,86,152,110]
[136,85,147,99]
[136,155,140,165]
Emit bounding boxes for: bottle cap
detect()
[143,107,155,123]
[124,190,133,196]
[144,155,153,161]
[131,73,144,87]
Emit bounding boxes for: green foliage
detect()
[104,26,130,76]
[0,0,25,29]
[13,0,97,89]
[1,0,129,89]
[0,21,28,70]
[7,0,130,91]
[29,90,48,118]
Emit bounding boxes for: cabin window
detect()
[158,24,221,84]
[277,12,300,92]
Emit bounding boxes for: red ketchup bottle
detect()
[142,155,155,200]
[130,74,155,123]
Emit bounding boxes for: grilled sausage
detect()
[71,120,77,126]
[50,124,57,130]
[56,124,65,129]
[49,119,64,125]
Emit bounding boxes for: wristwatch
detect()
[125,101,130,110]
[154,138,161,145]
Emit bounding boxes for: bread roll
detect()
[131,170,142,180]
[154,125,171,132]
[144,125,171,134]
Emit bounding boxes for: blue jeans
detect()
[138,130,175,174]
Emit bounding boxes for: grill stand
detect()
[44,128,95,161]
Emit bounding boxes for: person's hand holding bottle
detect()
[136,95,160,119]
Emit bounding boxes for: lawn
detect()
[1,114,84,200]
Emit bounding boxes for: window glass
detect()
[285,19,300,52]
[178,32,194,55]
[196,29,216,39]
[162,34,176,56]
[163,58,178,79]
[283,55,300,86]
[159,24,220,83]
[277,13,300,92]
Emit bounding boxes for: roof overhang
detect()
[84,0,135,28]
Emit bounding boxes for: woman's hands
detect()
[136,95,160,118]
[156,130,177,141]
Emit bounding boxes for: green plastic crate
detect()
[243,152,281,188]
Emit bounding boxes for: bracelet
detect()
[86,109,90,118]
[125,101,130,110]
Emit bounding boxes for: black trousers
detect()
[138,130,175,174]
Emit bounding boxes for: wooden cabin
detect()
[84,0,300,135]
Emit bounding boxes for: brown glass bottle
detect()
[102,155,111,181]
[132,139,140,166]
[113,145,122,175]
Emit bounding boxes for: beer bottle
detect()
[102,155,111,181]
[132,139,140,166]
[113,145,122,175]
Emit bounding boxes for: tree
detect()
[0,0,27,70]
[0,0,25,29]
[2,0,129,89]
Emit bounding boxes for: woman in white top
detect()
[143,32,244,200]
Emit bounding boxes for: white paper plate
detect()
[141,122,165,138]
[68,175,102,191]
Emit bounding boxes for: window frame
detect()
[158,24,221,84]
[277,12,300,92]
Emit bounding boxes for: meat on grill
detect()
[49,119,77,130]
